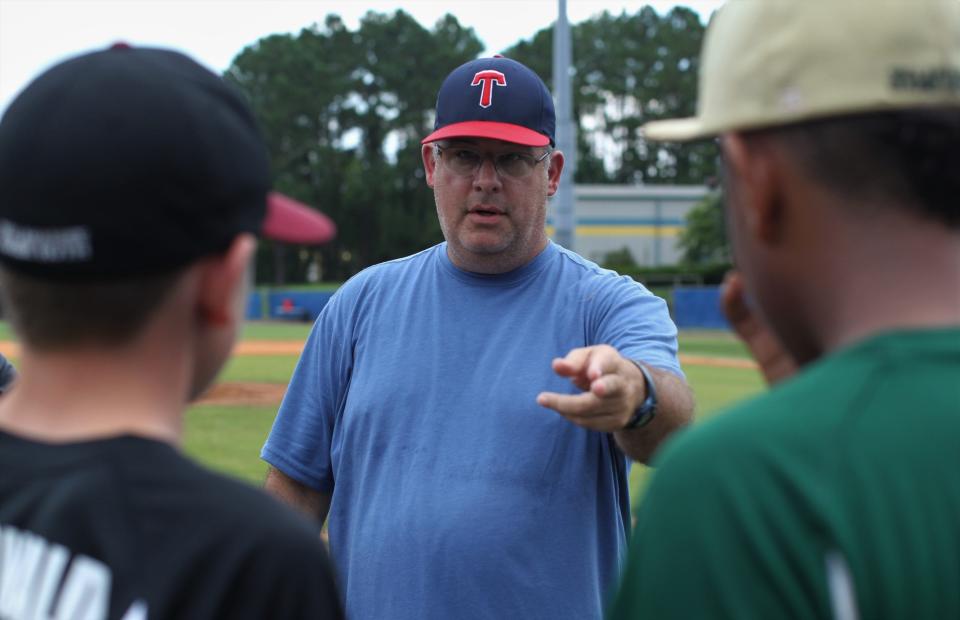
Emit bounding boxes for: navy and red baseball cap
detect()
[0,44,336,281]
[422,56,556,147]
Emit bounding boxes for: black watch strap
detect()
[624,361,658,430]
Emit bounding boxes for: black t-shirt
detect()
[0,431,343,619]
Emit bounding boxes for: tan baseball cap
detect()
[643,0,960,142]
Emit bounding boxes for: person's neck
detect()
[0,344,192,445]
[811,213,960,355]
[446,237,548,274]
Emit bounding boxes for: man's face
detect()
[421,138,562,273]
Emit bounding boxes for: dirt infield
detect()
[230,343,759,368]
[195,346,757,407]
[0,339,756,369]
[678,354,757,370]
[230,342,759,370]
[198,382,287,406]
[234,341,305,355]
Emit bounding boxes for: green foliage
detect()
[256,282,342,292]
[224,8,719,284]
[226,11,482,283]
[609,262,731,287]
[678,191,730,265]
[505,7,717,185]
[601,246,639,269]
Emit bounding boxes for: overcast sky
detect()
[0,0,724,115]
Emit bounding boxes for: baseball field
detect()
[186,323,766,514]
[0,321,765,514]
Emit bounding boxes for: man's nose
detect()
[473,155,502,193]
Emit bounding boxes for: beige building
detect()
[547,184,709,266]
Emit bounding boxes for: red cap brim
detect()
[421,121,550,147]
[263,192,336,244]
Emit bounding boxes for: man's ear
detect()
[422,144,437,188]
[721,133,783,245]
[546,150,565,196]
[196,234,256,327]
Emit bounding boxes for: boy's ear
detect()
[196,234,256,327]
[722,133,784,245]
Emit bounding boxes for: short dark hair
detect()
[0,268,183,351]
[752,108,960,229]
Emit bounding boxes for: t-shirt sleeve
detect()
[588,275,683,378]
[260,284,357,492]
[608,427,832,619]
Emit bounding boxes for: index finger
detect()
[583,346,621,382]
[551,347,594,378]
[537,389,602,417]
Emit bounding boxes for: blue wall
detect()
[672,286,729,329]
[245,291,335,322]
[247,286,730,329]
[245,291,263,320]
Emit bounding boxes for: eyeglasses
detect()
[435,145,551,179]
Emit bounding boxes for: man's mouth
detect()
[468,206,505,217]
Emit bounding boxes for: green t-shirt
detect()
[611,328,960,619]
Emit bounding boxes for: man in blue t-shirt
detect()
[262,57,695,620]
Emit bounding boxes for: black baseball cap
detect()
[0,44,336,281]
[422,56,555,147]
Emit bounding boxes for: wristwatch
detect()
[623,361,657,429]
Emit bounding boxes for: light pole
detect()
[552,0,577,250]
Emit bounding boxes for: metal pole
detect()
[552,0,576,250]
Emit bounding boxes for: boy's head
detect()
[0,45,335,355]
[643,0,960,363]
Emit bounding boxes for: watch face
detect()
[629,406,654,429]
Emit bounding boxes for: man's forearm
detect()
[613,366,694,464]
[264,466,332,525]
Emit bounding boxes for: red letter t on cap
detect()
[471,70,507,108]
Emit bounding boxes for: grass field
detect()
[182,324,765,514]
[0,320,762,512]
[220,355,300,383]
[0,322,763,502]
[240,321,314,341]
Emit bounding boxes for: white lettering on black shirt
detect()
[0,523,147,619]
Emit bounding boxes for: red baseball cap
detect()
[264,192,336,245]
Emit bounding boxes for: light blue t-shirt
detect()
[262,241,682,620]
